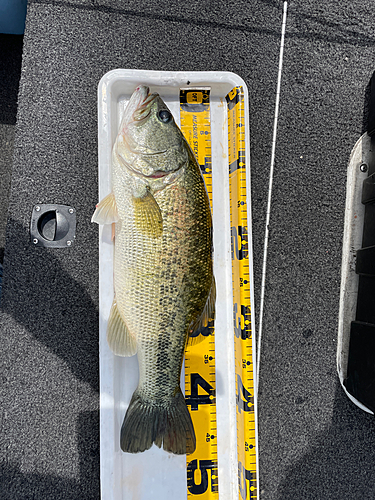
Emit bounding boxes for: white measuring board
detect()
[97,69,257,500]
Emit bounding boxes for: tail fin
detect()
[120,388,196,455]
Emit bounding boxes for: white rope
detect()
[257,1,288,388]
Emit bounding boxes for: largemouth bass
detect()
[92,85,215,455]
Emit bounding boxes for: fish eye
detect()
[158,109,172,123]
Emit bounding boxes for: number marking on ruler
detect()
[180,88,219,500]
[226,86,258,500]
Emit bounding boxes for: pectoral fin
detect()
[107,298,137,356]
[187,276,216,347]
[91,192,120,225]
[133,190,163,238]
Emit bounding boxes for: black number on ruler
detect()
[238,462,257,500]
[187,459,218,494]
[231,226,248,260]
[185,373,215,410]
[189,319,214,340]
[180,89,210,113]
[229,150,246,174]
[233,303,251,340]
[236,374,254,413]
[201,156,212,175]
[225,86,243,109]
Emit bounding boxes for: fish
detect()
[92,85,215,455]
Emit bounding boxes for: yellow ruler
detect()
[226,86,257,500]
[180,88,219,499]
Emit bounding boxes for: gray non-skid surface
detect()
[1,0,375,498]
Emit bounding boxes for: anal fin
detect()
[107,299,137,356]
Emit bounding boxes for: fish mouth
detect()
[116,86,185,185]
[132,87,158,123]
[115,148,180,181]
[146,170,172,179]
[120,86,157,129]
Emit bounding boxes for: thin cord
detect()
[257,1,288,388]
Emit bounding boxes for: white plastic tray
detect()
[97,69,256,499]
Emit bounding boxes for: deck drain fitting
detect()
[30,204,76,248]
